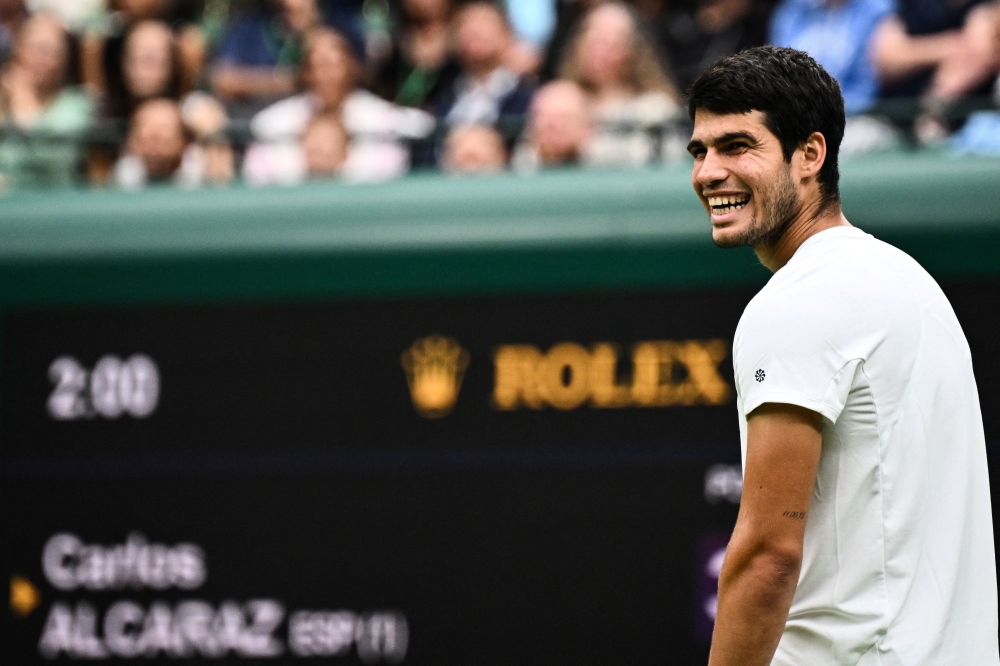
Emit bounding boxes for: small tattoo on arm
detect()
[782,511,807,520]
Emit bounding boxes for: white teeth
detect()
[709,195,749,207]
[708,195,751,214]
[714,202,747,215]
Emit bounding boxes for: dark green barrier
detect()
[1,152,999,307]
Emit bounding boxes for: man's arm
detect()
[708,403,822,666]
[871,16,959,84]
[210,65,297,102]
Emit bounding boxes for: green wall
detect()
[1,151,998,308]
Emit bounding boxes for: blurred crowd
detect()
[0,0,999,190]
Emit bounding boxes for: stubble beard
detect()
[713,165,800,250]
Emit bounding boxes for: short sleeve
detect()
[734,303,861,424]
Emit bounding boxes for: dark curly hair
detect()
[688,46,846,210]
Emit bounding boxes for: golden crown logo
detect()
[401,336,470,418]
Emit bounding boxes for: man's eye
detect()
[726,143,749,153]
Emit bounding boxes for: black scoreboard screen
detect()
[3,284,998,665]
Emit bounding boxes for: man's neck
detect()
[754,198,851,272]
[315,88,350,113]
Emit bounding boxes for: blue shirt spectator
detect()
[211,0,364,110]
[214,14,302,69]
[214,1,364,68]
[770,0,894,114]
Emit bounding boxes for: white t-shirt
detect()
[733,226,998,665]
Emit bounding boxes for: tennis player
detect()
[686,46,999,665]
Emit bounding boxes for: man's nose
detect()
[695,149,728,187]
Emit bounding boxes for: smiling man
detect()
[687,46,999,666]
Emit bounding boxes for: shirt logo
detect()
[754,369,765,383]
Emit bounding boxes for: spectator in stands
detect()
[0,0,27,65]
[179,88,234,183]
[539,0,601,81]
[87,17,217,185]
[0,12,93,188]
[103,20,180,120]
[115,98,189,187]
[872,0,1000,143]
[946,3,1000,153]
[115,97,186,185]
[301,111,348,176]
[873,0,999,99]
[442,122,507,174]
[373,0,457,108]
[115,96,232,187]
[768,0,910,156]
[512,79,590,171]
[558,2,681,167]
[430,2,535,133]
[243,110,350,184]
[245,26,431,184]
[656,0,774,92]
[210,0,324,113]
[82,0,205,101]
[769,0,894,116]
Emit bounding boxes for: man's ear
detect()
[796,131,827,181]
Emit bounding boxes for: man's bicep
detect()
[736,403,823,551]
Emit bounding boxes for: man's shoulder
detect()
[773,227,917,290]
[739,229,926,335]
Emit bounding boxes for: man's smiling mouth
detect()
[707,194,751,214]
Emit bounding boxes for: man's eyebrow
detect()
[687,131,760,153]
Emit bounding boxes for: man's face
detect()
[130,101,186,179]
[531,83,590,163]
[302,119,348,176]
[455,6,509,71]
[688,109,800,249]
[445,125,506,174]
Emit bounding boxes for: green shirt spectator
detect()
[0,86,92,188]
[0,13,93,189]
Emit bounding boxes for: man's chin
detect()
[711,226,751,249]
